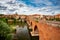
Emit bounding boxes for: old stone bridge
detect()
[26,17,60,40]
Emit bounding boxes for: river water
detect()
[12,20,39,40]
[15,25,39,40]
[15,25,31,40]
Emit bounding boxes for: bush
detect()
[0,20,12,40]
[47,18,60,21]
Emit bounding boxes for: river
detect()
[12,20,39,40]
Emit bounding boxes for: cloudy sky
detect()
[0,0,60,15]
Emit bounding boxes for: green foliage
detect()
[55,18,60,21]
[49,18,54,21]
[0,20,12,40]
[6,34,13,40]
[34,18,39,22]
[47,18,60,21]
[0,18,8,23]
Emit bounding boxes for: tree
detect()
[0,20,12,40]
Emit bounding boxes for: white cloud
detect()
[0,0,60,15]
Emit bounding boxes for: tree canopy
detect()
[0,20,12,40]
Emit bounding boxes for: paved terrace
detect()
[26,17,60,40]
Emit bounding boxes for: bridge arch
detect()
[34,25,39,33]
